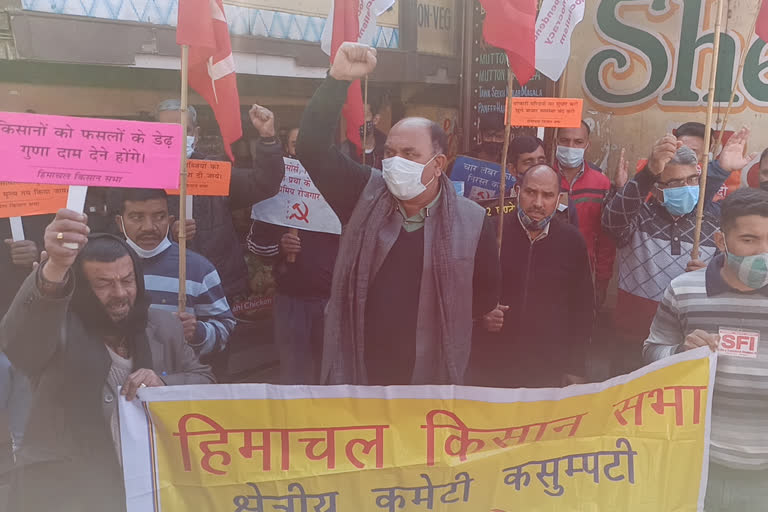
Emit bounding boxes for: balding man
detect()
[476,165,594,388]
[296,42,499,385]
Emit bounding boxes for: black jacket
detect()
[472,214,594,388]
[167,140,285,298]
[0,214,51,316]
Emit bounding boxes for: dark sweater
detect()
[0,214,51,316]
[274,230,339,299]
[297,76,500,383]
[474,214,594,388]
[167,141,285,298]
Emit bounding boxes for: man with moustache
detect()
[113,188,236,359]
[478,165,594,388]
[0,209,214,511]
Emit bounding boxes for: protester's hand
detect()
[32,250,48,271]
[4,239,39,268]
[171,218,197,242]
[682,329,719,352]
[121,368,165,401]
[279,232,301,257]
[43,209,89,282]
[174,311,198,343]
[615,148,629,188]
[718,126,758,173]
[482,305,509,333]
[249,105,276,138]
[562,374,587,387]
[648,134,682,176]
[686,258,707,272]
[330,42,378,82]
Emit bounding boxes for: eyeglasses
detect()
[654,175,700,189]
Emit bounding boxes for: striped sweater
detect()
[644,254,768,470]
[142,243,236,356]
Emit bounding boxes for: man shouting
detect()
[297,42,500,385]
[0,209,214,511]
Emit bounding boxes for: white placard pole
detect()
[9,216,24,241]
[186,195,194,220]
[63,185,88,249]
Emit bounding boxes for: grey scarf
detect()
[323,171,481,385]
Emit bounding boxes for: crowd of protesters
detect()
[1,42,768,510]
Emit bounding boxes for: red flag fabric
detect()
[329,0,365,155]
[177,0,242,161]
[478,0,537,86]
[757,0,768,43]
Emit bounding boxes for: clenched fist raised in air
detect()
[330,42,378,82]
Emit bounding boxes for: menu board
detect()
[469,0,553,147]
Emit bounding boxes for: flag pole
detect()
[363,75,369,166]
[692,0,725,260]
[714,0,761,155]
[178,44,190,311]
[497,69,514,255]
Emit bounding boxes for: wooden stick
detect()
[714,0,761,154]
[362,75,369,166]
[178,44,190,312]
[496,69,515,255]
[692,0,725,260]
[286,228,299,264]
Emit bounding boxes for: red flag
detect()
[757,0,768,43]
[329,0,365,155]
[478,0,537,86]
[177,0,242,161]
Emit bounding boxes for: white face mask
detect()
[382,155,438,201]
[186,136,196,158]
[120,217,172,259]
[556,145,585,169]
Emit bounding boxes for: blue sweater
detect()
[141,243,236,356]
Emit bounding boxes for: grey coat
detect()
[0,268,215,512]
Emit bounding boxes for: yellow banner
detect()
[120,348,715,511]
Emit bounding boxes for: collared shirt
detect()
[706,253,768,297]
[517,210,550,243]
[559,163,586,189]
[395,190,442,233]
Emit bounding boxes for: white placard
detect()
[251,158,341,235]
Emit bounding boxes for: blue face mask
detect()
[518,203,555,232]
[661,185,699,216]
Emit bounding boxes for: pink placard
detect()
[0,112,183,189]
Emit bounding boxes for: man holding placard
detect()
[297,42,500,385]
[158,100,285,302]
[0,209,214,511]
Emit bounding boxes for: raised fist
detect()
[330,42,378,82]
[249,105,276,138]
